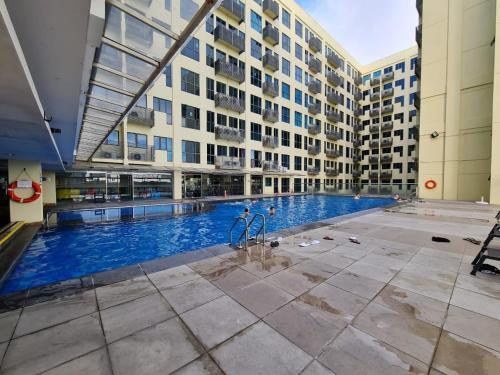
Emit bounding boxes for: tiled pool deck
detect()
[0,200,499,374]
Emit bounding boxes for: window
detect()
[164,65,172,87]
[265,177,272,187]
[282,107,290,123]
[281,83,290,100]
[154,136,173,161]
[153,97,172,124]
[281,154,290,169]
[282,58,290,76]
[251,122,262,141]
[251,95,262,114]
[181,37,199,61]
[410,75,417,87]
[282,8,291,28]
[181,104,200,129]
[395,61,405,73]
[206,43,214,67]
[251,11,262,32]
[127,132,147,148]
[182,140,200,163]
[207,144,215,165]
[295,43,302,61]
[295,89,302,105]
[207,110,215,132]
[282,34,291,52]
[181,68,200,95]
[105,130,119,145]
[251,39,262,60]
[206,14,214,34]
[294,111,302,127]
[410,57,417,69]
[251,67,262,87]
[395,96,404,106]
[395,79,405,89]
[384,66,393,74]
[206,78,214,100]
[295,20,303,38]
[281,130,290,146]
[295,66,302,83]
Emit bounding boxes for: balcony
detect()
[219,0,245,24]
[308,123,321,135]
[369,171,379,179]
[263,24,279,46]
[369,156,379,164]
[215,60,245,83]
[308,102,321,115]
[327,52,341,68]
[416,25,422,47]
[214,25,245,53]
[370,77,380,86]
[353,124,363,133]
[215,156,245,170]
[414,92,421,110]
[354,76,362,85]
[263,81,279,97]
[262,135,279,148]
[381,154,393,163]
[127,107,154,127]
[215,125,245,143]
[353,108,363,117]
[94,144,123,159]
[308,145,320,155]
[326,130,341,141]
[263,160,281,172]
[416,0,422,15]
[308,58,321,74]
[381,105,394,114]
[382,88,394,98]
[251,159,262,168]
[382,72,394,82]
[381,121,393,131]
[381,170,393,179]
[370,93,380,102]
[352,170,361,178]
[369,140,379,148]
[263,108,279,123]
[263,0,279,20]
[327,72,342,87]
[354,139,363,147]
[325,168,339,176]
[325,149,340,158]
[415,58,421,79]
[369,124,379,133]
[308,36,322,53]
[307,167,320,175]
[353,155,362,163]
[262,52,279,72]
[354,92,362,102]
[327,92,340,105]
[381,138,393,147]
[215,93,245,113]
[326,111,340,123]
[308,80,321,95]
[128,146,155,162]
[369,109,380,117]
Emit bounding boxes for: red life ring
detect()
[7,181,42,203]
[424,180,437,190]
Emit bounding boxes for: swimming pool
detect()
[1,195,394,294]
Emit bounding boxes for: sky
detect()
[295,0,418,65]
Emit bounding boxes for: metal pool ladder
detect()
[228,214,266,251]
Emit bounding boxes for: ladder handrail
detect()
[237,213,266,246]
[229,216,249,250]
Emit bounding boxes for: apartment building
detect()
[417,0,500,204]
[60,0,420,201]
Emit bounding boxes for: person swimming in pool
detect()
[242,207,250,218]
[354,192,361,200]
[269,206,276,216]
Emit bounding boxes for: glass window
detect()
[181,68,200,95]
[295,66,302,83]
[164,65,172,87]
[153,97,172,124]
[395,61,405,73]
[395,79,405,89]
[282,107,290,123]
[182,140,200,163]
[295,89,302,105]
[282,58,290,76]
[251,67,262,87]
[410,75,417,87]
[282,33,291,52]
[251,122,262,141]
[282,82,290,100]
[207,143,215,165]
[251,10,262,32]
[127,132,147,148]
[251,39,262,60]
[206,78,214,100]
[295,20,303,38]
[181,37,199,61]
[282,8,291,28]
[395,96,404,106]
[154,136,173,161]
[295,43,302,61]
[206,43,214,67]
[181,104,200,129]
[251,95,262,114]
[207,110,215,132]
[105,130,119,145]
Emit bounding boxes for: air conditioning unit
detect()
[132,153,142,160]
[103,152,112,159]
[130,110,140,118]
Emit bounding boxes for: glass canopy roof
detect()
[76,0,217,161]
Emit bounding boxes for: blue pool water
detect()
[1,195,393,294]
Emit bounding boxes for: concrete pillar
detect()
[8,159,43,223]
[244,173,251,196]
[490,2,500,205]
[172,170,183,200]
[42,171,57,205]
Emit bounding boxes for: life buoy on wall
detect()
[424,180,437,190]
[7,181,42,203]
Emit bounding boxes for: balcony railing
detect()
[263,160,282,172]
[354,92,362,101]
[370,77,380,86]
[263,81,279,97]
[215,125,245,143]
[416,25,422,47]
[353,108,363,117]
[369,140,379,148]
[381,137,393,147]
[308,145,320,155]
[263,108,279,123]
[353,155,362,163]
[352,170,361,178]
[308,124,321,135]
[327,72,342,87]
[308,36,322,53]
[263,0,279,20]
[369,109,380,117]
[369,124,379,133]
[94,144,123,159]
[353,124,363,133]
[215,93,245,113]
[416,0,422,15]
[325,149,340,158]
[308,102,321,115]
[354,139,363,147]
[370,93,380,102]
[219,0,245,24]
[326,111,340,123]
[215,156,245,170]
[262,135,279,148]
[369,156,379,164]
[307,166,320,175]
[414,92,421,109]
[415,58,421,79]
[251,159,262,168]
[263,24,279,46]
[381,121,393,131]
[308,58,321,74]
[327,52,341,68]
[128,146,155,162]
[308,80,321,94]
[369,171,379,178]
[327,92,340,105]
[326,130,341,141]
[127,107,154,127]
[381,170,393,179]
[382,88,394,98]
[262,52,279,71]
[214,25,245,53]
[382,72,394,82]
[325,168,339,176]
[381,105,394,114]
[354,76,362,85]
[381,154,393,163]
[215,60,245,83]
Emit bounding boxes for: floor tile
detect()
[95,276,157,310]
[210,267,259,294]
[292,259,342,280]
[402,261,457,284]
[181,295,257,349]
[331,244,369,260]
[172,354,223,375]
[101,292,175,343]
[359,254,408,271]
[264,300,342,356]
[189,256,239,281]
[455,273,500,299]
[147,265,201,290]
[353,302,440,364]
[239,253,293,278]
[346,261,398,283]
[301,360,335,375]
[0,309,21,343]
[1,313,104,375]
[160,277,224,314]
[312,251,356,269]
[433,331,500,375]
[371,246,415,262]
[450,287,500,321]
[265,264,333,297]
[229,280,294,318]
[108,318,204,375]
[390,272,454,303]
[374,285,448,327]
[326,270,386,299]
[41,348,112,375]
[211,322,311,375]
[319,326,428,375]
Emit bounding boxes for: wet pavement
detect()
[0,200,500,374]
